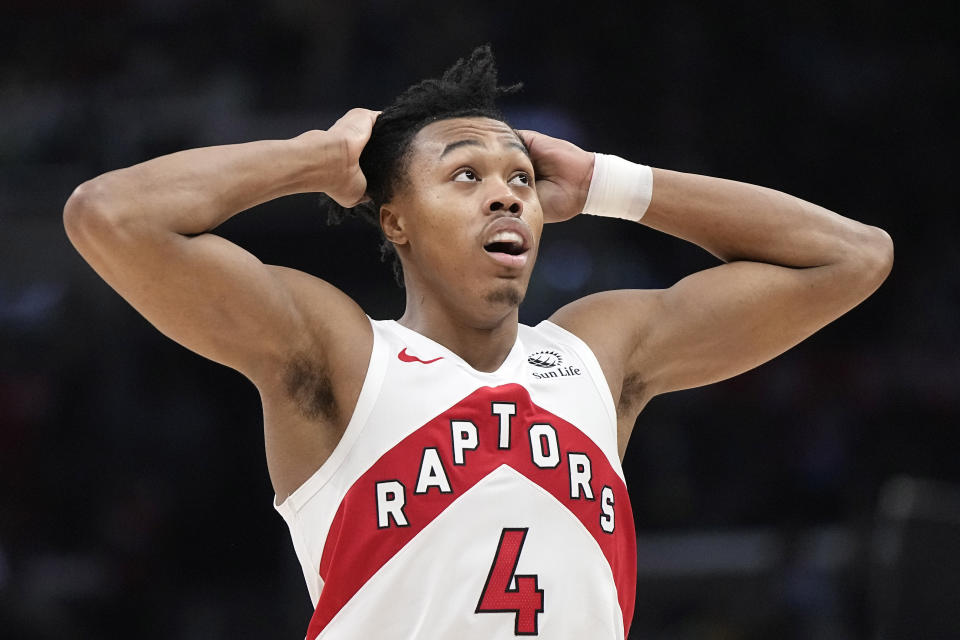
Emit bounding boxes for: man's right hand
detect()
[304,107,379,207]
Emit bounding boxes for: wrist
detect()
[581,153,653,222]
[289,129,343,193]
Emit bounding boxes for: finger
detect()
[336,108,379,129]
[334,110,379,143]
[517,129,540,145]
[354,108,381,124]
[343,107,378,118]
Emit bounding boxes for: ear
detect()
[380,204,408,246]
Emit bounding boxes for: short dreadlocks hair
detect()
[324,44,522,286]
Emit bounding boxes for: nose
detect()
[485,189,523,217]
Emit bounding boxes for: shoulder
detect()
[548,289,662,359]
[257,265,373,408]
[266,265,372,347]
[547,289,663,411]
[256,267,376,499]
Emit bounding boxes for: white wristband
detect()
[581,153,653,222]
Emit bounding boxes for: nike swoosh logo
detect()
[398,348,443,365]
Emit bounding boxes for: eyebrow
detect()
[439,138,530,158]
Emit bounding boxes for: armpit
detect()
[284,354,338,422]
[617,372,648,417]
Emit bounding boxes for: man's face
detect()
[387,117,543,322]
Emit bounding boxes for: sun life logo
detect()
[527,350,562,368]
[528,350,582,380]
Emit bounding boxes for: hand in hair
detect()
[307,108,379,207]
[519,129,595,223]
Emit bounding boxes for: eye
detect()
[509,172,531,187]
[453,169,479,182]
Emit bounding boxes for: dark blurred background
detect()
[1,1,957,638]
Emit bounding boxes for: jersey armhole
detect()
[275,315,389,515]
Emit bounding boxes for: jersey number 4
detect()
[475,528,544,635]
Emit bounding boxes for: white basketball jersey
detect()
[274,318,636,639]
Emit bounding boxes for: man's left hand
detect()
[519,130,594,223]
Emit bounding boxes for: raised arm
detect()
[64,109,380,497]
[523,131,893,453]
[595,167,892,395]
[63,109,377,380]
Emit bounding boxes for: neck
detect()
[398,287,519,373]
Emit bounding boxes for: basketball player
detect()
[63,47,892,638]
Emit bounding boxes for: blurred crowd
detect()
[1,1,956,638]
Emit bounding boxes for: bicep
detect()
[67,214,351,379]
[552,259,866,405]
[634,260,860,395]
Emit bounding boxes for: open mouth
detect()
[483,231,528,256]
[480,218,533,268]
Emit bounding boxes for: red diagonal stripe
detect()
[306,384,635,638]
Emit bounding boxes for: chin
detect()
[483,283,525,308]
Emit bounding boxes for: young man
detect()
[63,47,892,639]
